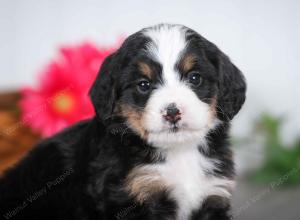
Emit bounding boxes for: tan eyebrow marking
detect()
[118,103,148,139]
[138,62,153,79]
[181,54,197,73]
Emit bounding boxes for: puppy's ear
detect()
[89,52,119,122]
[207,47,246,121]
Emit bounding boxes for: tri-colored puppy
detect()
[0,24,246,220]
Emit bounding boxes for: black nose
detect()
[164,104,181,123]
[167,105,180,116]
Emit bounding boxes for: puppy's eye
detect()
[187,71,203,87]
[137,80,151,94]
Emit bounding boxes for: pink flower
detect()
[20,42,120,137]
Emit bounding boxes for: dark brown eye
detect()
[137,80,151,94]
[187,71,203,87]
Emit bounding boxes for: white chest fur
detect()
[152,146,234,220]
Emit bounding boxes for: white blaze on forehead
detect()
[143,25,187,85]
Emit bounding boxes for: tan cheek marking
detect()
[210,97,217,116]
[208,97,218,126]
[125,166,167,204]
[182,54,197,73]
[119,104,148,139]
[138,62,153,79]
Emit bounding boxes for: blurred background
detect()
[0,0,299,219]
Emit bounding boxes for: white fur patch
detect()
[143,145,235,220]
[143,83,219,149]
[144,24,187,85]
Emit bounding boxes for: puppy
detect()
[0,24,246,220]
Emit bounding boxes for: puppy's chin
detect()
[145,118,220,150]
[147,129,206,149]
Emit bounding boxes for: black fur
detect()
[0,24,246,220]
